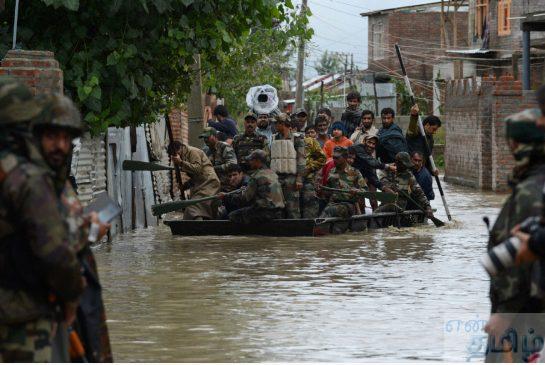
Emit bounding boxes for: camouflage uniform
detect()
[301,137,326,218]
[232,132,269,171]
[486,109,545,362]
[272,131,305,219]
[320,165,367,219]
[205,141,237,189]
[0,80,84,362]
[376,152,430,214]
[227,167,285,224]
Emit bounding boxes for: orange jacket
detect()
[323,137,353,159]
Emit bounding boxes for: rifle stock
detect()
[122,160,174,172]
[152,189,242,216]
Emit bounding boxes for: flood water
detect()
[94,181,506,362]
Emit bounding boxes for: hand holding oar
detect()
[123,160,174,172]
[151,189,242,216]
[396,189,445,227]
[395,44,452,221]
[319,185,398,203]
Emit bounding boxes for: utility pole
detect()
[343,53,348,106]
[295,0,308,110]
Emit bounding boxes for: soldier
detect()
[256,113,274,146]
[168,140,221,220]
[0,79,85,362]
[376,152,432,217]
[220,150,285,224]
[320,146,367,219]
[200,127,237,190]
[270,113,305,218]
[232,113,269,172]
[301,130,327,218]
[32,94,113,362]
[484,106,545,363]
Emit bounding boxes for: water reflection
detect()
[94,181,505,361]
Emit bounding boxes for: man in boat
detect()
[350,134,397,210]
[200,127,237,190]
[220,149,285,224]
[406,104,441,176]
[256,113,274,148]
[169,140,220,220]
[320,147,367,219]
[293,108,308,132]
[301,128,327,218]
[232,112,269,172]
[375,152,432,218]
[410,151,434,202]
[350,110,379,145]
[484,97,545,362]
[314,115,330,148]
[377,107,409,164]
[270,113,305,219]
[218,164,250,218]
[341,91,363,137]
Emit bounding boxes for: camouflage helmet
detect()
[275,113,292,127]
[505,108,545,143]
[32,94,83,136]
[395,151,414,168]
[244,149,268,163]
[0,77,45,125]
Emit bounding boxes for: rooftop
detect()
[360,1,467,17]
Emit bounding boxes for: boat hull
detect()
[164,210,426,237]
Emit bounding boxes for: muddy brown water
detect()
[94,181,505,361]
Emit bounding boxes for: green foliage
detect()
[313,50,343,75]
[1,0,306,134]
[202,3,312,119]
[393,78,430,115]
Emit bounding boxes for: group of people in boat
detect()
[168,91,442,223]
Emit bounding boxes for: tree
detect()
[202,11,311,118]
[1,0,307,133]
[313,51,343,76]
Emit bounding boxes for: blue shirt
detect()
[413,166,435,201]
[208,117,239,138]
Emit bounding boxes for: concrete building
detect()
[448,0,545,89]
[360,2,468,113]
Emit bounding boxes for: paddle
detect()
[395,44,452,221]
[319,186,398,204]
[151,189,242,216]
[396,189,445,227]
[123,160,174,172]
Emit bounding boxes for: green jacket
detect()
[0,153,83,324]
[228,168,285,210]
[327,165,367,203]
[488,164,545,313]
[380,170,430,210]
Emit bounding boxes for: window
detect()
[475,0,490,38]
[498,0,511,36]
[371,21,384,60]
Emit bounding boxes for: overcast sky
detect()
[299,0,437,76]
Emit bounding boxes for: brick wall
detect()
[0,49,63,94]
[168,107,188,144]
[444,75,537,191]
[367,11,468,110]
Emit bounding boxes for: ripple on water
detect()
[95,182,502,362]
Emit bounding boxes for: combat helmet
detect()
[505,108,545,143]
[32,94,83,137]
[0,77,45,125]
[395,152,414,169]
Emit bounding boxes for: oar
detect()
[319,186,398,203]
[151,189,242,216]
[122,160,174,172]
[395,44,452,221]
[396,189,445,227]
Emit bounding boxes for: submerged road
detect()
[95,181,504,361]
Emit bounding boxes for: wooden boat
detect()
[164,210,427,237]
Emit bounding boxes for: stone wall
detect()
[444,75,537,191]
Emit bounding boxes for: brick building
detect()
[360,2,468,112]
[448,0,545,88]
